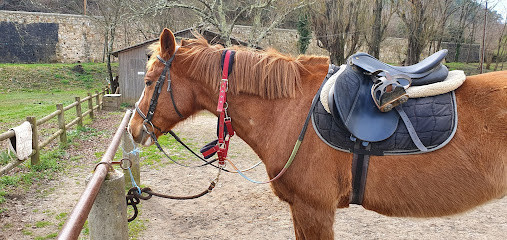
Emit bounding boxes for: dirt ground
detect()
[0,111,505,239]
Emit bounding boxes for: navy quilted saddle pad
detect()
[311,67,458,156]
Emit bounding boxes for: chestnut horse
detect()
[128,29,506,239]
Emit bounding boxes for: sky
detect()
[491,0,507,21]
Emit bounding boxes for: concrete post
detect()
[122,131,140,187]
[87,169,128,240]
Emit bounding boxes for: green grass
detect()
[444,62,505,75]
[0,62,115,129]
[0,147,65,203]
[35,220,52,228]
[138,134,194,168]
[34,232,58,240]
[0,62,116,92]
[128,203,147,240]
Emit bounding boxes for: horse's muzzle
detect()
[128,120,153,147]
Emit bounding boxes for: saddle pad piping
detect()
[381,91,458,155]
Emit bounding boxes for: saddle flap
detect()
[329,65,399,142]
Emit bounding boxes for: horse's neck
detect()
[198,79,321,164]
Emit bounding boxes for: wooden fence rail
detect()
[0,88,108,176]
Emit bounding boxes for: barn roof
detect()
[111,27,261,57]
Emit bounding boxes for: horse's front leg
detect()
[289,197,336,240]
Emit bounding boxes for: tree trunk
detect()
[107,27,115,92]
[406,34,423,65]
[329,41,345,65]
[493,21,506,71]
[368,0,382,58]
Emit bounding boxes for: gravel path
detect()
[138,113,506,240]
[0,111,505,239]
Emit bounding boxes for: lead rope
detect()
[123,128,222,222]
[226,64,335,184]
[125,158,222,222]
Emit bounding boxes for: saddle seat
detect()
[328,50,450,144]
[350,49,449,86]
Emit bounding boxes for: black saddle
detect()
[313,64,457,155]
[312,61,456,205]
[327,50,451,146]
[350,49,449,86]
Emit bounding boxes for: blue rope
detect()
[128,167,141,194]
[233,167,267,184]
[129,147,141,155]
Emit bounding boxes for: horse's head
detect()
[128,28,204,146]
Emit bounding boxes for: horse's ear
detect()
[159,28,176,57]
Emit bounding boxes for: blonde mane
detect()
[147,36,327,99]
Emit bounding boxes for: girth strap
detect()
[350,142,371,205]
[395,106,428,152]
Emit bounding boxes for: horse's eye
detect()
[145,81,153,87]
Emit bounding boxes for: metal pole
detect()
[58,110,132,240]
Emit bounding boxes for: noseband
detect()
[135,46,183,134]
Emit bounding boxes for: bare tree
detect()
[137,0,308,47]
[245,0,308,47]
[433,0,458,52]
[88,0,130,92]
[450,0,481,62]
[493,19,506,70]
[394,0,438,65]
[366,0,396,58]
[0,0,89,14]
[310,0,367,65]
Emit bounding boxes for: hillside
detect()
[0,63,117,92]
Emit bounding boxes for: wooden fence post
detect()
[88,93,94,119]
[56,104,67,144]
[100,89,105,109]
[26,116,40,165]
[75,97,83,128]
[95,91,100,110]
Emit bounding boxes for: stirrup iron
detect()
[371,72,411,112]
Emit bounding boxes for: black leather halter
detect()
[135,46,182,134]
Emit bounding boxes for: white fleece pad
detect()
[9,121,33,160]
[320,65,346,114]
[406,70,466,98]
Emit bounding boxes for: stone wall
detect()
[441,42,480,62]
[0,10,103,63]
[0,10,147,63]
[1,11,476,64]
[231,25,328,57]
[0,21,59,62]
